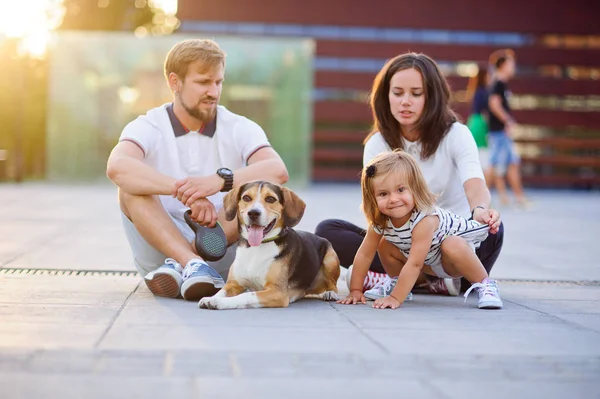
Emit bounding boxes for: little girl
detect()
[338,150,503,310]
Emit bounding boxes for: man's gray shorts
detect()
[120,212,236,279]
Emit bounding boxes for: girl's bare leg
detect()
[439,236,488,284]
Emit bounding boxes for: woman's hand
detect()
[337,290,366,305]
[372,295,401,309]
[473,207,501,234]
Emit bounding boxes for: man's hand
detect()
[372,295,401,309]
[337,290,367,305]
[174,175,223,207]
[473,207,501,234]
[189,198,218,227]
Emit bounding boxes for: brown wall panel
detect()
[314,101,371,123]
[179,0,599,35]
[315,101,600,129]
[314,130,600,148]
[312,168,600,186]
[316,40,600,67]
[315,71,600,97]
[315,71,375,90]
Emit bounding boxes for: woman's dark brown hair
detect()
[466,65,488,104]
[364,53,457,159]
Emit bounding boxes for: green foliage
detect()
[59,0,155,31]
[0,40,48,181]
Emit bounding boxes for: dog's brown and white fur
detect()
[198,181,340,310]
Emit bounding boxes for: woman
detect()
[466,66,493,185]
[316,53,504,295]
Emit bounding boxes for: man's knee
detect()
[118,190,159,218]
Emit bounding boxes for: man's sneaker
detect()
[463,278,503,309]
[345,265,390,292]
[426,276,461,296]
[364,277,413,302]
[181,259,225,301]
[144,258,183,298]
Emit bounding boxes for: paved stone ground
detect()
[1,182,599,399]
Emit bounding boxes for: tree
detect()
[59,0,178,33]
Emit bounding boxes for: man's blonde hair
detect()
[361,149,437,230]
[164,39,226,81]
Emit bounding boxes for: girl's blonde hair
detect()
[361,149,437,230]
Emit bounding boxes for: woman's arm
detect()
[449,126,501,233]
[464,178,501,234]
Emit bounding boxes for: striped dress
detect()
[373,207,490,278]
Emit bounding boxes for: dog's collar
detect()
[260,227,288,244]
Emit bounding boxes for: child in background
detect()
[338,150,503,310]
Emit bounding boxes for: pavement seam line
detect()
[327,302,390,356]
[93,280,142,348]
[505,299,600,335]
[422,377,454,399]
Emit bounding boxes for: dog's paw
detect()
[198,297,220,310]
[321,290,339,301]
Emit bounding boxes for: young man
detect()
[106,39,288,301]
[487,49,529,207]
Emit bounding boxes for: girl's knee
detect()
[378,239,406,262]
[441,236,470,256]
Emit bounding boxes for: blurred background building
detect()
[177,0,600,188]
[0,0,599,188]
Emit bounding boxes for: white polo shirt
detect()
[363,122,484,218]
[119,103,271,222]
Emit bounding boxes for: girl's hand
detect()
[337,290,366,305]
[372,295,401,309]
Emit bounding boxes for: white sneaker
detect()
[144,258,183,298]
[364,277,413,301]
[464,278,503,309]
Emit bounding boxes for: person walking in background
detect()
[487,49,531,207]
[316,52,504,295]
[466,66,493,186]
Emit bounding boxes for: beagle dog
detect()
[198,181,340,310]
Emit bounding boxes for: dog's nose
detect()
[248,209,261,220]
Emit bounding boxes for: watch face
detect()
[217,168,232,175]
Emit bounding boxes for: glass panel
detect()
[46,32,314,184]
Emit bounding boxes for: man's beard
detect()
[178,93,217,124]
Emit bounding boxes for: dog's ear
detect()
[223,184,244,222]
[281,186,306,228]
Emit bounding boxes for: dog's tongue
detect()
[247,225,264,246]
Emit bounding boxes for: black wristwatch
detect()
[470,206,485,220]
[216,167,234,192]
